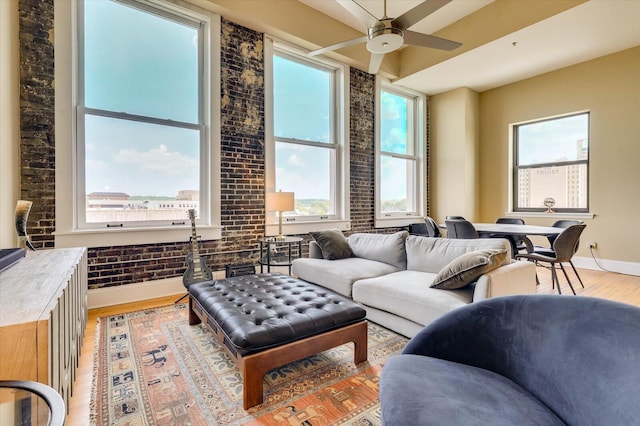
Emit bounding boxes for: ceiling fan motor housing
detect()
[367,20,404,54]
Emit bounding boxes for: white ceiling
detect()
[300,0,640,95]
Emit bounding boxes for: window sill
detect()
[505,212,594,220]
[375,216,424,228]
[265,220,350,237]
[54,225,222,248]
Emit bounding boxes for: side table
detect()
[258,237,303,274]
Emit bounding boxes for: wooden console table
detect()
[0,247,88,412]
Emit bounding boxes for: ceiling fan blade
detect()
[337,0,379,28]
[368,53,385,74]
[309,35,368,56]
[392,0,452,30]
[403,30,462,51]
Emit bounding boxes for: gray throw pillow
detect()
[430,248,508,290]
[310,229,354,260]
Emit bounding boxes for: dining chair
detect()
[408,222,430,236]
[445,215,465,220]
[516,224,586,295]
[445,219,479,239]
[533,219,585,288]
[409,217,443,238]
[494,217,532,255]
[425,216,442,237]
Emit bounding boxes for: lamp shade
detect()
[265,191,295,212]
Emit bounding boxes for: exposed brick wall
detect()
[19,0,55,249]
[88,20,266,289]
[349,68,376,233]
[18,4,428,289]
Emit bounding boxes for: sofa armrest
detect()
[308,240,324,259]
[473,260,537,301]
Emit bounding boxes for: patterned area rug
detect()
[91,303,407,425]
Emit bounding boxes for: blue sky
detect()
[518,113,589,165]
[84,1,409,201]
[84,0,199,196]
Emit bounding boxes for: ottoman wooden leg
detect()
[240,321,368,410]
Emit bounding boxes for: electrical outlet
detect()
[589,242,598,249]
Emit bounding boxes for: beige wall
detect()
[0,0,20,248]
[430,87,480,224]
[478,46,640,265]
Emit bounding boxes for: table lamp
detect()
[266,191,295,240]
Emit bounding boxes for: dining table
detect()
[440,222,565,258]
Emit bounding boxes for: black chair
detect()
[445,219,479,239]
[408,222,430,236]
[409,217,442,238]
[516,224,586,295]
[533,219,585,288]
[445,215,465,220]
[494,217,532,256]
[425,216,441,237]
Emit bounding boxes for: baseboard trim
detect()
[572,256,640,277]
[87,270,227,309]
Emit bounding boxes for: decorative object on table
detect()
[543,197,555,213]
[91,303,407,424]
[258,237,302,274]
[265,190,295,240]
[177,209,213,303]
[15,200,36,251]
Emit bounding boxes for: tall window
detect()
[265,41,349,234]
[513,112,589,212]
[78,0,210,228]
[376,82,425,226]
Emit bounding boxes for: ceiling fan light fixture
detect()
[366,27,404,54]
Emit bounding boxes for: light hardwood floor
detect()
[65,267,640,425]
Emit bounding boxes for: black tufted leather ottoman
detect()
[188,273,368,409]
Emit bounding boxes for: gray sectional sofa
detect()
[291,231,537,338]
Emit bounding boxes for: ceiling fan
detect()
[309,0,462,74]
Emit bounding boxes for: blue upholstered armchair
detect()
[380,295,640,425]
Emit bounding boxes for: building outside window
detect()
[513,112,589,213]
[265,40,350,234]
[375,81,425,227]
[77,0,214,229]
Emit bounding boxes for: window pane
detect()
[84,115,200,223]
[84,0,199,123]
[274,55,331,143]
[380,156,415,213]
[275,142,333,215]
[380,91,409,155]
[517,113,588,165]
[517,164,588,209]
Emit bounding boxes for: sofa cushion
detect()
[405,235,511,274]
[309,229,354,260]
[430,248,508,290]
[347,231,408,269]
[291,257,401,298]
[380,354,564,426]
[352,271,472,327]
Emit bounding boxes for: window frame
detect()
[511,111,590,214]
[264,37,350,236]
[374,77,426,228]
[54,0,221,248]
